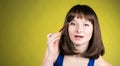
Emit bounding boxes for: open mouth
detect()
[75,35,84,38]
[74,35,84,39]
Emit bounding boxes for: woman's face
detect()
[68,17,93,46]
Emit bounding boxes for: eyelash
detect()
[69,22,90,26]
[84,24,90,26]
[70,22,76,25]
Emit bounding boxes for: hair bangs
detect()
[66,11,95,24]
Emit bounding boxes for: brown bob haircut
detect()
[59,4,105,59]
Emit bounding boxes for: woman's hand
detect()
[47,32,61,57]
[41,32,61,66]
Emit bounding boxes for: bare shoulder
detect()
[94,56,112,66]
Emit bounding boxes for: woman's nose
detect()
[76,25,83,33]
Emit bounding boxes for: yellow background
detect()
[0,0,120,66]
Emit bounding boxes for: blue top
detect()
[54,53,95,66]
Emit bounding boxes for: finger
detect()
[47,33,53,38]
[54,37,60,45]
[48,32,61,42]
[48,37,60,46]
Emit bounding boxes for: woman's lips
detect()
[74,35,84,40]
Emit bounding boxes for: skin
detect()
[41,18,112,66]
[41,32,60,66]
[68,17,93,53]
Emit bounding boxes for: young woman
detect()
[41,4,112,66]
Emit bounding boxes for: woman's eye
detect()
[70,22,76,25]
[84,24,90,26]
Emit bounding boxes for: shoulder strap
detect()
[54,53,64,66]
[88,58,95,66]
